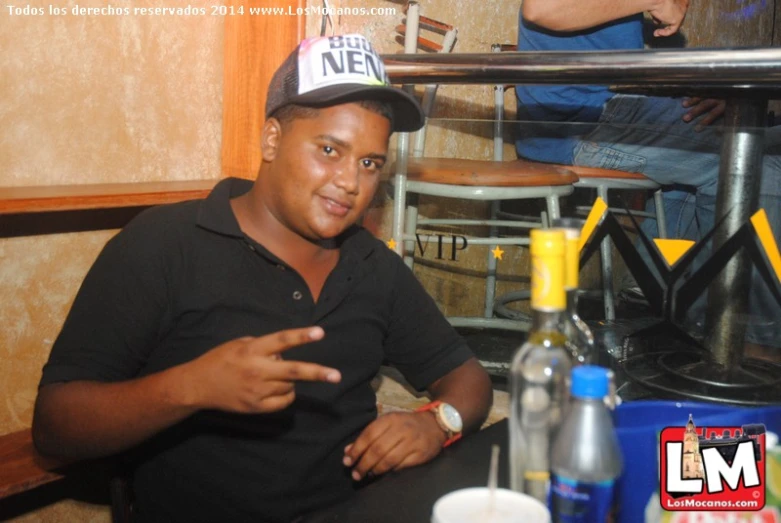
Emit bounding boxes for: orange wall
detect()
[221,1,305,179]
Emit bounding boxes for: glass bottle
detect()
[509,229,573,503]
[558,220,595,365]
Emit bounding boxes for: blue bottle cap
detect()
[571,365,609,399]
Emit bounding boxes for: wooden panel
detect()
[0,429,67,499]
[684,0,775,47]
[221,1,305,180]
[0,180,217,214]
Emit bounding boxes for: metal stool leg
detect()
[545,194,561,222]
[392,134,410,257]
[403,194,419,269]
[484,201,500,318]
[653,188,667,239]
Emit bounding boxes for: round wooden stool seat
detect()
[404,158,578,186]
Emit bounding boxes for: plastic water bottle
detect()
[549,366,622,522]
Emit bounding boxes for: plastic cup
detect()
[431,487,551,523]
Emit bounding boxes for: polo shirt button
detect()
[292,291,303,300]
[277,264,285,271]
[246,244,255,251]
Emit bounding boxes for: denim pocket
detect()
[573,141,647,173]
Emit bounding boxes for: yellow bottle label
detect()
[530,229,566,311]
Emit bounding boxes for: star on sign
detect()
[386,238,397,250]
[491,246,504,260]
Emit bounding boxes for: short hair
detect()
[270,100,394,129]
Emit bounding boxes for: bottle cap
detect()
[529,229,566,311]
[571,365,609,399]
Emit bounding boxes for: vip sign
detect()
[660,417,766,512]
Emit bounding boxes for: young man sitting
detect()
[32,33,493,523]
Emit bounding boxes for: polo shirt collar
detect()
[196,177,377,260]
[196,177,251,238]
[337,226,377,261]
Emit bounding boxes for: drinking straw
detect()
[485,444,500,519]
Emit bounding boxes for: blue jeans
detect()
[572,94,781,347]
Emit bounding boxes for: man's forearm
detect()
[32,365,197,460]
[428,358,492,434]
[522,0,660,32]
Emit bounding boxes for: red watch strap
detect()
[443,433,462,448]
[415,400,442,413]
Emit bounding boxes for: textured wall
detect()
[684,0,775,47]
[1,1,223,186]
[1,0,223,520]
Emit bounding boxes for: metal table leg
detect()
[703,97,767,368]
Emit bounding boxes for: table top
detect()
[300,420,508,523]
[0,429,68,499]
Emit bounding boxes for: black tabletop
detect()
[299,420,509,523]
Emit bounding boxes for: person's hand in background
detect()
[649,0,690,37]
[682,97,726,132]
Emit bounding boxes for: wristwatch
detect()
[415,400,463,448]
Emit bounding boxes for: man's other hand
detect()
[180,327,341,413]
[342,411,447,481]
[682,97,726,131]
[649,0,690,37]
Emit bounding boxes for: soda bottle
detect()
[550,365,623,522]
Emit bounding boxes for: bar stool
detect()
[567,165,667,320]
[391,4,578,331]
[491,168,666,323]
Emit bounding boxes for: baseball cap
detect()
[265,34,425,133]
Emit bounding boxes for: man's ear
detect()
[261,118,283,161]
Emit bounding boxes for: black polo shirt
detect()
[40,178,473,523]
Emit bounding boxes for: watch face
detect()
[439,403,463,433]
